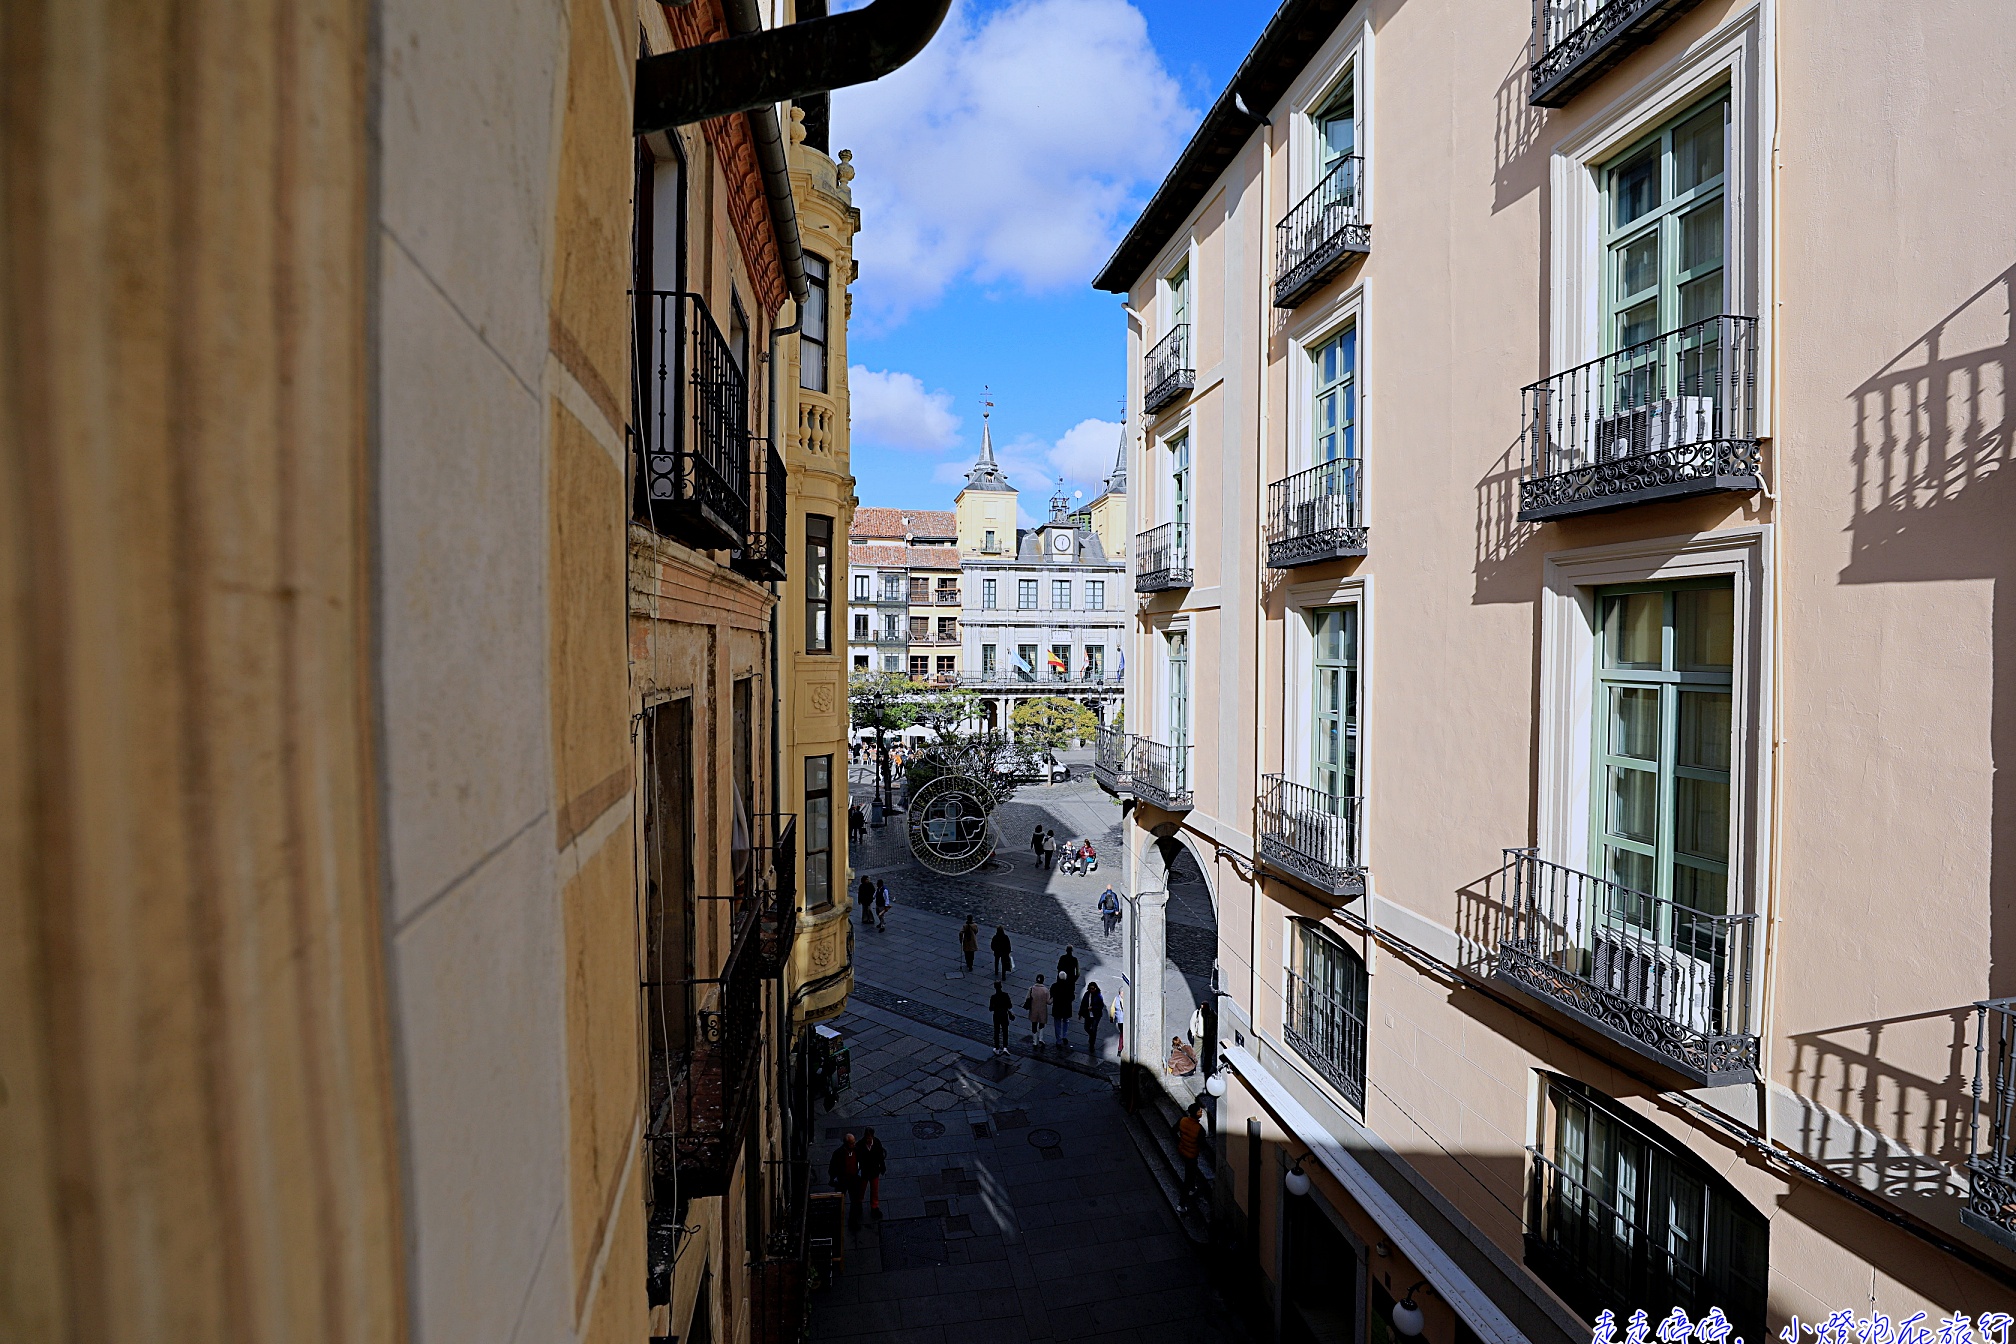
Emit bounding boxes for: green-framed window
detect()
[1313,73,1355,182]
[1603,92,1728,353]
[1591,579,1734,933]
[1167,630,1190,790]
[1169,433,1190,549]
[1311,606,1358,802]
[1313,326,1357,465]
[1167,264,1190,329]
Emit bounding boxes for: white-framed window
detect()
[1053,580,1072,609]
[1165,263,1190,336]
[1086,579,1105,610]
[1283,22,1371,205]
[853,574,869,600]
[1545,15,1769,428]
[1280,573,1371,812]
[982,578,997,609]
[982,643,997,674]
[1166,431,1191,547]
[1018,579,1039,610]
[1536,528,1772,993]
[851,614,869,641]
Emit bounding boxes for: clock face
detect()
[1052,532,1072,554]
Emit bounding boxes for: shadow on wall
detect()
[1492,39,1549,214]
[1839,263,2015,995]
[1783,1008,1978,1205]
[1475,433,1542,606]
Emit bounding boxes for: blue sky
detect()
[831,0,1275,521]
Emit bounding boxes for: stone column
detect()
[1125,826,1175,1086]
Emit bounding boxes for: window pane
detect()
[1610,686,1660,760]
[1608,845,1656,898]
[1673,104,1725,194]
[1679,273,1724,328]
[1618,231,1659,298]
[1673,862,1727,916]
[1680,199,1724,273]
[1608,764,1658,843]
[1604,593,1663,667]
[1675,776,1730,864]
[1676,587,1734,669]
[1678,690,1732,770]
[1618,299,1660,350]
[1612,146,1659,227]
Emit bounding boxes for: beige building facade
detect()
[1,0,926,1339]
[1097,0,2016,1340]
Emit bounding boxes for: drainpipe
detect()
[636,0,952,132]
[721,0,814,313]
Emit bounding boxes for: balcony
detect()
[1093,725,1133,796]
[1135,522,1191,593]
[1518,315,1759,522]
[647,933,763,1200]
[1274,156,1369,309]
[1258,777,1365,903]
[753,813,798,979]
[1493,848,1759,1085]
[749,1161,812,1344]
[1143,323,1194,416]
[1285,967,1367,1110]
[1266,460,1367,568]
[1528,0,1712,109]
[1130,735,1191,812]
[962,669,1122,691]
[634,290,750,551]
[934,590,962,605]
[731,437,788,582]
[1963,998,2016,1252]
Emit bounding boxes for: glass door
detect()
[1311,326,1358,529]
[1167,631,1190,793]
[1170,434,1190,563]
[1311,607,1357,803]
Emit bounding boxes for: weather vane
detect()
[982,385,994,418]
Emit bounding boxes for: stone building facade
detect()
[1096,0,2016,1339]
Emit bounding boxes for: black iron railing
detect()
[635,290,750,549]
[1135,521,1191,592]
[1495,848,1758,1083]
[733,437,788,581]
[1093,725,1133,796]
[754,813,798,978]
[961,669,1122,690]
[1144,323,1194,415]
[1519,314,1759,521]
[1266,460,1367,567]
[1131,735,1191,811]
[1258,776,1365,901]
[648,930,764,1199]
[934,590,961,605]
[1274,156,1369,308]
[1528,0,1711,108]
[751,1160,812,1344]
[1285,968,1367,1109]
[1964,998,2016,1251]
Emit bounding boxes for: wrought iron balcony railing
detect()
[634,290,750,550]
[1258,776,1365,902]
[934,590,962,605]
[1494,848,1758,1084]
[753,813,798,978]
[1285,968,1367,1110]
[1093,725,1133,796]
[1135,522,1191,593]
[1131,735,1191,812]
[1266,460,1368,568]
[874,591,910,607]
[647,932,763,1200]
[732,437,788,582]
[750,1160,813,1344]
[1143,323,1194,415]
[1274,156,1369,309]
[1964,998,2016,1252]
[1528,0,1712,108]
[962,669,1122,690]
[1518,314,1760,522]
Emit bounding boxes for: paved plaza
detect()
[809,760,1247,1343]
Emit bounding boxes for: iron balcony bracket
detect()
[636,0,953,133]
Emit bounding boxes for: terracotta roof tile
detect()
[850,506,957,541]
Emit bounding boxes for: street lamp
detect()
[1283,1152,1313,1197]
[1391,1281,1432,1338]
[1203,1070,1227,1097]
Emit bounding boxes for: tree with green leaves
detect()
[848,670,922,809]
[902,732,1034,810]
[910,686,984,744]
[1010,696,1099,754]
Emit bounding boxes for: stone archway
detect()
[1121,816,1220,1080]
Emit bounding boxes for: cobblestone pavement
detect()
[807,755,1251,1342]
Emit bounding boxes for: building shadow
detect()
[1782,1008,1978,1204]
[1839,263,2016,994]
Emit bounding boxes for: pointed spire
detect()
[1101,415,1128,497]
[960,389,1013,493]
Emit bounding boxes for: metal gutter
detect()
[721,0,811,307]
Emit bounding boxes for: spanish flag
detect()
[1047,649,1068,672]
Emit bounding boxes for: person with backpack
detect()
[1098,885,1122,936]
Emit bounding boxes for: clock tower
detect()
[1038,479,1079,561]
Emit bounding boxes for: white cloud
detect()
[832,0,1195,323]
[849,366,963,451]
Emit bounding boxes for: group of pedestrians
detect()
[980,942,1112,1060]
[855,875,891,931]
[826,1127,887,1229]
[1028,825,1099,875]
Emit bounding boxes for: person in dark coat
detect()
[990,925,1013,981]
[828,1133,864,1227]
[1079,980,1107,1056]
[1056,945,1080,983]
[1030,825,1044,865]
[858,876,874,924]
[858,1127,888,1219]
[1050,968,1075,1048]
[989,981,1014,1056]
[959,915,979,972]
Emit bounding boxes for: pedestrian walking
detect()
[858,1127,888,1220]
[827,1133,865,1228]
[959,915,979,972]
[859,876,874,925]
[1042,829,1058,871]
[1176,1102,1208,1209]
[874,879,891,931]
[1024,974,1050,1048]
[990,925,1013,981]
[1079,980,1107,1056]
[989,981,1014,1055]
[1030,826,1043,866]
[1050,969,1075,1048]
[1056,945,1080,984]
[1098,885,1122,936]
[848,802,865,847]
